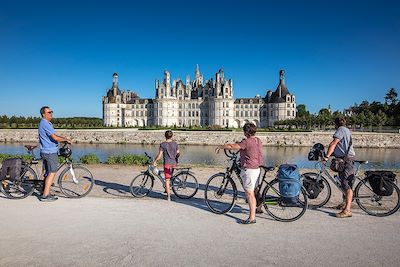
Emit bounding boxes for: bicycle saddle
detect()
[24,145,37,151]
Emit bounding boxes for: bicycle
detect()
[130,152,199,199]
[204,149,308,222]
[1,142,95,199]
[302,154,400,217]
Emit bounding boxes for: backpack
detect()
[302,175,324,199]
[366,171,396,196]
[278,164,301,206]
[0,158,23,181]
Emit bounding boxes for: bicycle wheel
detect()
[58,165,94,198]
[301,172,331,209]
[1,166,36,199]
[130,173,154,198]
[355,177,400,217]
[171,172,198,199]
[262,179,308,222]
[204,173,237,214]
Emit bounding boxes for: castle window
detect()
[245,104,248,109]
[196,103,199,108]
[179,104,182,109]
[226,102,229,108]
[271,111,273,117]
[287,110,290,116]
[263,111,267,117]
[179,111,182,117]
[293,110,295,116]
[254,111,257,116]
[196,111,199,117]
[236,111,239,117]
[287,104,290,108]
[241,111,243,117]
[226,110,229,116]
[250,104,253,109]
[245,111,248,117]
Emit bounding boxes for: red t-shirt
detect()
[238,137,263,169]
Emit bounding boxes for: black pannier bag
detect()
[302,175,324,199]
[0,158,23,181]
[366,171,396,196]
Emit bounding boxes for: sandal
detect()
[240,219,256,224]
[336,210,352,218]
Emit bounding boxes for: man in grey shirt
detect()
[324,117,355,218]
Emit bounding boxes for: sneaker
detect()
[39,194,58,202]
[166,195,171,201]
[239,219,256,225]
[336,210,352,218]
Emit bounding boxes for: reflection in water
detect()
[0,143,398,169]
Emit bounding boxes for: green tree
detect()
[385,88,398,106]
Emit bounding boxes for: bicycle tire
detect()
[130,173,154,198]
[262,179,308,222]
[204,173,237,214]
[1,166,36,199]
[171,172,198,199]
[301,172,331,209]
[355,177,400,217]
[58,165,94,198]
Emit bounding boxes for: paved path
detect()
[0,196,399,267]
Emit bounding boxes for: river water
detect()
[1,143,399,170]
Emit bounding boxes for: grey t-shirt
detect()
[333,126,355,158]
[160,141,179,165]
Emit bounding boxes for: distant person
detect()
[38,106,71,202]
[324,117,355,218]
[216,122,263,224]
[153,130,180,201]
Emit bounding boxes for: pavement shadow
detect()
[94,179,132,198]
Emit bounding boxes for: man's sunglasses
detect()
[46,111,53,114]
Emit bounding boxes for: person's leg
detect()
[242,168,260,222]
[164,164,173,200]
[41,153,58,199]
[246,190,257,221]
[343,188,353,213]
[42,172,56,197]
[336,160,354,217]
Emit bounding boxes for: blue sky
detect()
[0,0,399,117]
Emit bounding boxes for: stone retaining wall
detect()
[0,129,399,148]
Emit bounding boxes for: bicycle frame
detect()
[312,160,366,197]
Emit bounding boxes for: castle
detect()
[102,66,296,128]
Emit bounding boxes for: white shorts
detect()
[241,168,261,191]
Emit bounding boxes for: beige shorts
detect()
[241,168,261,191]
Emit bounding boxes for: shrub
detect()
[0,153,32,163]
[106,154,148,165]
[80,154,101,164]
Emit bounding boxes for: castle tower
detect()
[193,64,203,88]
[186,75,191,98]
[112,73,119,95]
[164,70,171,98]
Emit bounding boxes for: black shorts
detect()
[339,158,355,190]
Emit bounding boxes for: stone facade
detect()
[102,67,296,128]
[1,129,399,148]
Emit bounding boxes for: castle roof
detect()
[267,70,291,103]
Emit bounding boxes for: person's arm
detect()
[50,134,71,143]
[153,149,163,166]
[215,143,241,154]
[324,138,340,161]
